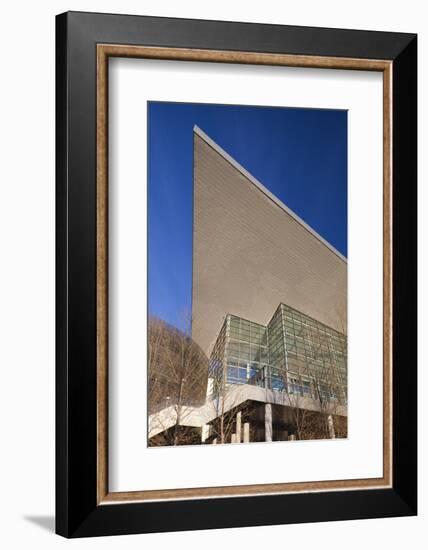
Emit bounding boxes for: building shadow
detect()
[24,515,55,533]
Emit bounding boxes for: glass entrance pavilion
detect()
[209,303,347,405]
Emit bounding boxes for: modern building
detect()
[192,126,347,357]
[210,304,347,404]
[148,127,347,445]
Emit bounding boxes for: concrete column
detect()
[327,414,336,439]
[243,422,250,443]
[201,424,210,443]
[231,433,237,443]
[212,438,217,445]
[288,434,296,441]
[236,411,242,443]
[265,403,273,442]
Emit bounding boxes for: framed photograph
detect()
[56,11,417,537]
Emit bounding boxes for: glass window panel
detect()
[302,381,312,396]
[237,368,247,381]
[229,317,240,329]
[240,342,250,354]
[260,349,268,362]
[227,343,239,357]
[250,346,260,361]
[227,367,239,382]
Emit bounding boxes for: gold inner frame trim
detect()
[96,43,393,505]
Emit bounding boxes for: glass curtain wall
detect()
[279,304,347,403]
[208,315,269,395]
[209,304,347,404]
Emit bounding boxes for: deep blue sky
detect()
[148,102,347,330]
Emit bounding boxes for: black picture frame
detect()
[56,11,417,538]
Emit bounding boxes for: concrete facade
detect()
[192,127,347,356]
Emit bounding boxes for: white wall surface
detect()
[0,0,425,548]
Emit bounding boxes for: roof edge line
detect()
[193,125,347,264]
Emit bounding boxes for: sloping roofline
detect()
[194,125,347,264]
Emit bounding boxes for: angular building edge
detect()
[193,125,347,264]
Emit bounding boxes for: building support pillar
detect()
[265,403,273,442]
[327,414,336,439]
[243,422,250,443]
[236,411,242,443]
[201,424,210,443]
